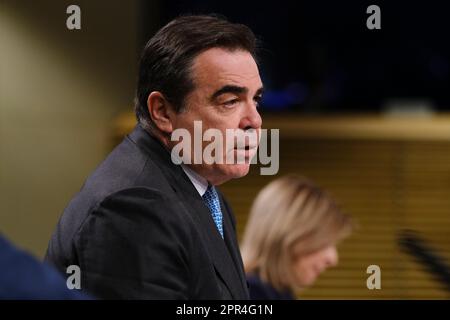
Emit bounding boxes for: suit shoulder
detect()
[79,187,194,242]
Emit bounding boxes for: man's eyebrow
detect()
[255,87,264,96]
[211,85,248,101]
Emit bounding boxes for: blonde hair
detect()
[240,175,352,293]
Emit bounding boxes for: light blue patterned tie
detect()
[202,185,224,238]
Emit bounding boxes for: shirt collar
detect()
[181,165,209,196]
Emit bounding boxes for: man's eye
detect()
[223,99,239,106]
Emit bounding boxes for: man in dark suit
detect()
[45,15,263,299]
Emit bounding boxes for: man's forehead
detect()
[191,48,261,90]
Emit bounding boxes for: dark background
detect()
[138,0,450,113]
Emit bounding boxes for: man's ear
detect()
[147,91,174,134]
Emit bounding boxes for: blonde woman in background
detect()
[241,175,353,299]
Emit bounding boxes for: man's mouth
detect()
[234,145,257,152]
[235,143,258,150]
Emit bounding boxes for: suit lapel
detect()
[179,191,245,299]
[219,195,249,297]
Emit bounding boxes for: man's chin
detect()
[230,162,251,175]
[211,163,250,185]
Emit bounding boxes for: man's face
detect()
[169,47,263,185]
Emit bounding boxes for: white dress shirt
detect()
[181,165,208,197]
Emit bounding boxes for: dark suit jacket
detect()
[0,234,89,299]
[45,125,249,300]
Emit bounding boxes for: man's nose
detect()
[240,101,262,130]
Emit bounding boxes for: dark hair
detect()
[134,14,258,131]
